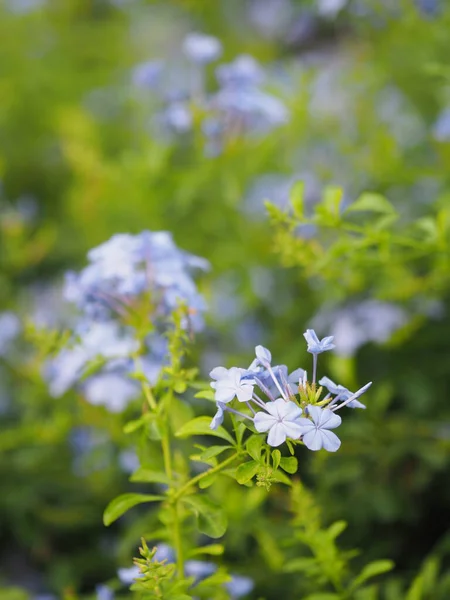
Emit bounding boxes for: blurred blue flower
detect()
[96,584,114,600]
[132,60,164,89]
[303,329,335,354]
[83,372,138,413]
[0,311,21,357]
[118,565,142,584]
[226,574,254,598]
[182,33,222,64]
[185,559,217,579]
[297,405,342,452]
[432,108,450,142]
[254,398,303,447]
[216,55,265,88]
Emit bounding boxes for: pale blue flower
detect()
[183,33,222,64]
[318,376,366,409]
[216,55,265,88]
[0,311,21,356]
[303,329,335,354]
[83,372,138,413]
[185,559,217,579]
[118,565,142,584]
[254,398,303,447]
[210,401,226,430]
[153,543,175,563]
[226,574,254,598]
[297,405,341,452]
[212,367,254,403]
[163,102,193,133]
[132,60,163,89]
[433,108,450,142]
[96,584,114,600]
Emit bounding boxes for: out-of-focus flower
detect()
[254,398,303,447]
[118,565,142,584]
[432,107,450,142]
[216,55,265,88]
[96,584,114,600]
[226,574,254,598]
[132,60,164,89]
[297,405,342,451]
[316,0,348,18]
[312,300,408,357]
[0,312,21,357]
[182,33,222,64]
[83,372,139,413]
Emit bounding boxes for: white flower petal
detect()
[320,429,341,452]
[214,385,235,403]
[253,411,277,433]
[302,428,323,451]
[236,383,254,403]
[319,408,342,429]
[267,422,287,447]
[282,421,303,440]
[306,405,323,424]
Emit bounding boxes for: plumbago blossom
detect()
[45,231,208,411]
[130,32,289,154]
[210,329,371,451]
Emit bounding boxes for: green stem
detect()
[173,452,240,501]
[161,433,173,482]
[173,501,184,578]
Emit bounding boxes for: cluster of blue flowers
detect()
[131,32,289,154]
[45,231,208,411]
[210,329,371,451]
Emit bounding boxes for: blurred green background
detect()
[2,0,450,598]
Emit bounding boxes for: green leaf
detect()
[246,435,264,461]
[290,180,304,218]
[303,594,341,600]
[188,544,224,557]
[322,185,343,218]
[168,396,194,432]
[123,412,156,434]
[271,449,281,470]
[129,468,170,485]
[236,461,260,484]
[271,469,292,486]
[175,416,235,445]
[182,495,227,538]
[103,493,164,526]
[198,473,218,489]
[346,193,396,215]
[194,390,216,401]
[350,559,395,591]
[279,456,298,474]
[198,445,233,462]
[283,557,318,573]
[326,520,347,540]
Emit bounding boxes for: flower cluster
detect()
[210,329,371,451]
[45,231,208,411]
[131,32,289,154]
